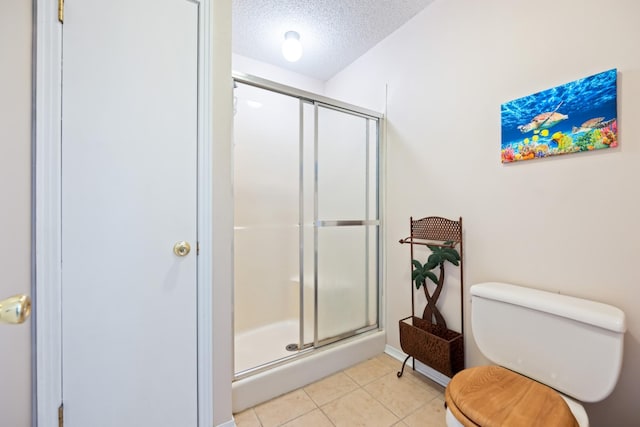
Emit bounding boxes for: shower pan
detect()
[233,73,383,378]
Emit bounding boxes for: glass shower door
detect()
[233,74,381,377]
[233,82,301,373]
[314,105,379,345]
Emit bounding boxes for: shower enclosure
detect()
[233,74,382,377]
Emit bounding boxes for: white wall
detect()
[325,0,640,425]
[233,53,325,94]
[0,1,32,426]
[211,1,235,425]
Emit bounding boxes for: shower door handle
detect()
[0,294,31,324]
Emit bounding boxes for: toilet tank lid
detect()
[471,282,626,333]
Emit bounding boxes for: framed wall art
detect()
[501,69,617,163]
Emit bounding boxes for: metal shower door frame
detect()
[311,102,381,349]
[232,72,383,373]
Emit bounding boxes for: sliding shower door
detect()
[233,75,381,376]
[314,106,379,345]
[233,83,301,373]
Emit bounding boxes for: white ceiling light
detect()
[281,31,303,62]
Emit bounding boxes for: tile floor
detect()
[234,353,447,427]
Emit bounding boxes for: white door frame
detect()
[33,1,214,426]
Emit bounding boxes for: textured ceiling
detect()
[232,0,435,81]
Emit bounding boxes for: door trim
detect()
[33,1,214,426]
[34,0,63,425]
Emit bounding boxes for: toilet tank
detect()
[471,282,626,402]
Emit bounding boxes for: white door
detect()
[61,1,199,426]
[0,1,32,425]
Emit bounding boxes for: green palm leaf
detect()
[425,271,439,285]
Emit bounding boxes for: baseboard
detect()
[384,344,451,388]
[216,418,236,427]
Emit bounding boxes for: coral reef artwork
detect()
[501,69,617,163]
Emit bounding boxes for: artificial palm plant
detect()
[411,241,460,329]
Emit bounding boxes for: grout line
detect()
[317,404,337,427]
[301,385,338,427]
[246,408,263,427]
[301,388,318,410]
[257,408,264,427]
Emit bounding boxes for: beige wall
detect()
[0,0,32,426]
[325,0,640,425]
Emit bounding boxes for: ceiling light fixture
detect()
[281,31,303,62]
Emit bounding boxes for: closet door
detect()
[60,1,199,425]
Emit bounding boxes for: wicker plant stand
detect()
[397,216,465,378]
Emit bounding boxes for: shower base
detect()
[235,319,304,373]
[233,329,385,413]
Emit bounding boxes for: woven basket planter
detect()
[399,315,464,377]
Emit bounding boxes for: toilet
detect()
[445,282,626,427]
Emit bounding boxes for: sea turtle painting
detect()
[517,101,568,133]
[571,117,615,133]
[502,69,618,162]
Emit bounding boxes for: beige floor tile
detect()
[364,371,440,418]
[281,409,334,427]
[344,357,396,386]
[321,388,399,427]
[254,389,317,427]
[404,367,445,388]
[374,353,402,371]
[239,353,448,427]
[402,396,447,427]
[405,369,446,397]
[234,409,262,427]
[304,372,359,406]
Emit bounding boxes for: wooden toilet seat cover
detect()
[445,365,579,427]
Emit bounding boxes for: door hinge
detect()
[58,0,64,24]
[58,403,64,427]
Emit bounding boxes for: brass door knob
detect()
[173,241,191,257]
[0,294,31,324]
